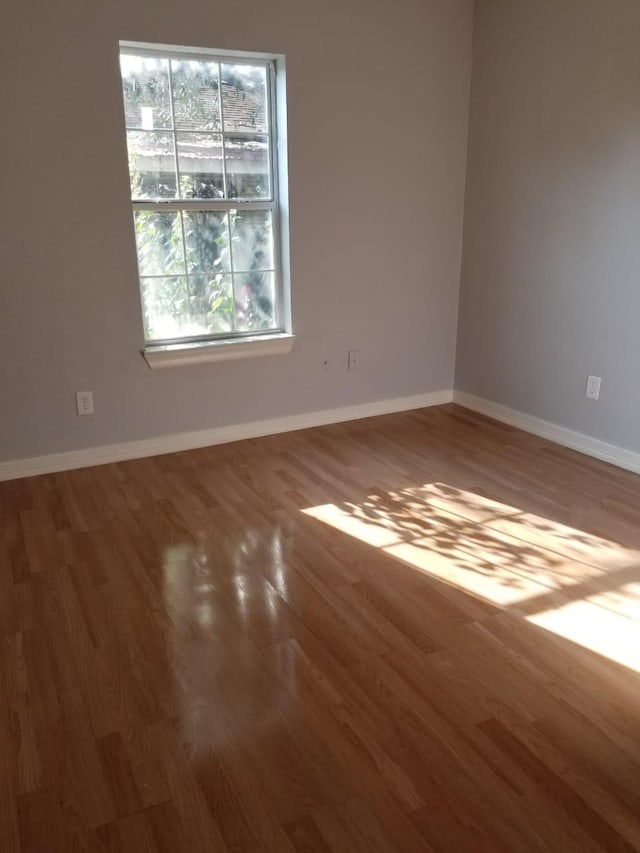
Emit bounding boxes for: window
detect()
[118,43,292,365]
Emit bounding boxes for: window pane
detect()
[141,276,190,340]
[221,64,267,133]
[171,59,221,131]
[225,135,269,199]
[234,271,276,332]
[230,209,274,272]
[177,132,224,199]
[188,274,234,334]
[183,210,231,273]
[142,275,234,341]
[121,55,172,129]
[127,131,176,199]
[134,211,185,276]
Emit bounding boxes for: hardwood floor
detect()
[3,403,640,851]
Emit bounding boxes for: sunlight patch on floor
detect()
[529,588,640,672]
[303,483,640,671]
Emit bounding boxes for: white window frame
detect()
[119,41,293,368]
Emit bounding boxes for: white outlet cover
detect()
[586,375,601,400]
[76,390,94,415]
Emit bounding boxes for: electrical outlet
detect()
[586,375,601,401]
[76,390,94,415]
[348,349,360,372]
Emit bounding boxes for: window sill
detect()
[143,333,295,369]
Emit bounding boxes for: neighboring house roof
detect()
[124,79,266,135]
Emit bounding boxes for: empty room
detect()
[3,0,640,849]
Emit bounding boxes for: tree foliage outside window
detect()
[120,47,281,345]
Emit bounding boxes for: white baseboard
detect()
[0,390,454,482]
[6,388,639,482]
[454,390,640,476]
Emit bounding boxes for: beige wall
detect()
[457,0,640,451]
[0,0,473,462]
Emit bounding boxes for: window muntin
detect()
[119,47,282,346]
